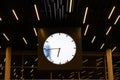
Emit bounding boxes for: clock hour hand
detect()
[57,48,61,57]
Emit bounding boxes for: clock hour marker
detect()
[51,35,53,37]
[74,47,76,49]
[65,60,68,64]
[59,33,60,35]
[45,41,48,43]
[72,40,74,42]
[72,55,74,56]
[66,34,68,37]
[67,60,68,62]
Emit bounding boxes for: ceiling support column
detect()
[4,47,11,80]
[50,72,52,80]
[106,49,114,80]
[78,72,80,80]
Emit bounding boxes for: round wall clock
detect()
[43,33,76,65]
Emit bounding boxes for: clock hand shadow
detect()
[44,45,52,61]
[44,48,52,61]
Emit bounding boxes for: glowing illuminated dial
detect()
[43,33,76,65]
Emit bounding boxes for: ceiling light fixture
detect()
[12,9,19,20]
[96,57,103,61]
[16,75,18,78]
[0,17,2,21]
[97,61,103,65]
[22,37,28,44]
[37,43,39,46]
[34,4,40,21]
[81,70,86,74]
[89,71,94,74]
[0,72,2,75]
[33,28,37,36]
[21,69,24,72]
[14,68,16,72]
[14,72,16,76]
[84,24,89,36]
[35,58,38,61]
[100,43,105,49]
[106,26,112,35]
[30,69,34,73]
[91,36,96,43]
[69,0,73,13]
[83,7,88,24]
[31,74,33,77]
[4,58,6,62]
[0,64,2,67]
[108,6,115,19]
[31,65,34,68]
[3,33,10,41]
[82,59,88,63]
[114,15,120,25]
[112,46,117,52]
[24,61,28,64]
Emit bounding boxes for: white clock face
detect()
[43,33,76,65]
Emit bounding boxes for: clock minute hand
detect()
[44,48,59,50]
[57,48,61,57]
[44,48,61,57]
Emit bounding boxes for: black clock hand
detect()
[44,48,61,57]
[57,48,61,57]
[44,48,60,50]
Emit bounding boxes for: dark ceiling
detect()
[0,0,120,51]
[0,0,120,79]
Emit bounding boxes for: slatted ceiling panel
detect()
[0,0,120,79]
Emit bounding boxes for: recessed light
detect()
[114,15,120,25]
[84,24,89,36]
[34,4,40,21]
[24,61,28,64]
[106,26,112,35]
[12,9,19,20]
[0,17,2,21]
[112,46,117,52]
[81,70,86,74]
[22,37,28,44]
[91,36,96,43]
[30,69,34,73]
[33,27,37,36]
[4,58,6,62]
[69,0,73,13]
[83,7,88,24]
[35,57,38,61]
[100,43,105,49]
[13,68,16,72]
[3,33,10,41]
[82,59,88,63]
[108,6,115,19]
